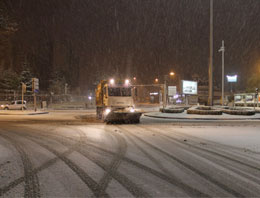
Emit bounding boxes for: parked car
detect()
[0,100,27,110]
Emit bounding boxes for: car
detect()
[0,100,27,110]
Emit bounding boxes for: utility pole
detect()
[208,0,214,106]
[21,83,26,111]
[32,78,39,112]
[163,75,167,109]
[219,40,225,106]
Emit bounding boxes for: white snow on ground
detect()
[1,109,260,153]
[0,110,95,122]
[145,111,260,119]
[173,126,260,153]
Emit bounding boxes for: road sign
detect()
[168,86,177,96]
[182,80,198,95]
[32,78,39,91]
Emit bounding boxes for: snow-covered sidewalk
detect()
[0,110,49,115]
[144,111,260,120]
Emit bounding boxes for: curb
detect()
[144,113,260,121]
[0,112,49,116]
[27,112,49,115]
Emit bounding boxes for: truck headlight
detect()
[104,108,111,115]
[130,107,135,113]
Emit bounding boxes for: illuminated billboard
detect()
[182,80,198,95]
[226,75,237,82]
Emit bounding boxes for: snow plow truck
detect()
[96,79,142,124]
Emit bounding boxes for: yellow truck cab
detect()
[96,79,141,123]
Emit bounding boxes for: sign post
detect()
[21,83,26,111]
[255,88,259,109]
[163,76,167,108]
[226,75,237,107]
[32,78,39,112]
[218,40,225,106]
[226,75,237,93]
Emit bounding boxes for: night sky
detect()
[2,0,260,92]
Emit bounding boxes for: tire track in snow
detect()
[15,126,150,197]
[120,127,210,197]
[14,132,110,198]
[95,127,128,197]
[137,125,260,194]
[0,132,40,198]
[0,146,75,196]
[119,126,245,197]
[53,126,214,197]
[142,126,260,173]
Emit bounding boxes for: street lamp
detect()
[218,40,225,106]
[208,0,214,106]
[155,78,159,83]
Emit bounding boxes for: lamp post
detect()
[208,0,214,106]
[218,40,225,106]
[21,83,26,111]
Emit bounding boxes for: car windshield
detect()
[246,95,253,101]
[235,96,241,101]
[108,87,131,96]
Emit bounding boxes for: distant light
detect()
[155,78,159,82]
[109,79,115,85]
[88,96,92,100]
[176,99,182,103]
[226,75,237,82]
[170,72,175,76]
[125,79,130,85]
[133,77,136,80]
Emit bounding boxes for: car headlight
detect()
[104,108,111,115]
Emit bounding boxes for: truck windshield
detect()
[121,88,131,96]
[108,87,131,96]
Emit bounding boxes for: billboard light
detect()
[226,75,237,82]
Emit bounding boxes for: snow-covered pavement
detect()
[145,110,260,120]
[0,118,260,197]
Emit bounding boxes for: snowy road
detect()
[1,120,260,197]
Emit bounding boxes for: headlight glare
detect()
[104,108,111,115]
[130,107,135,113]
